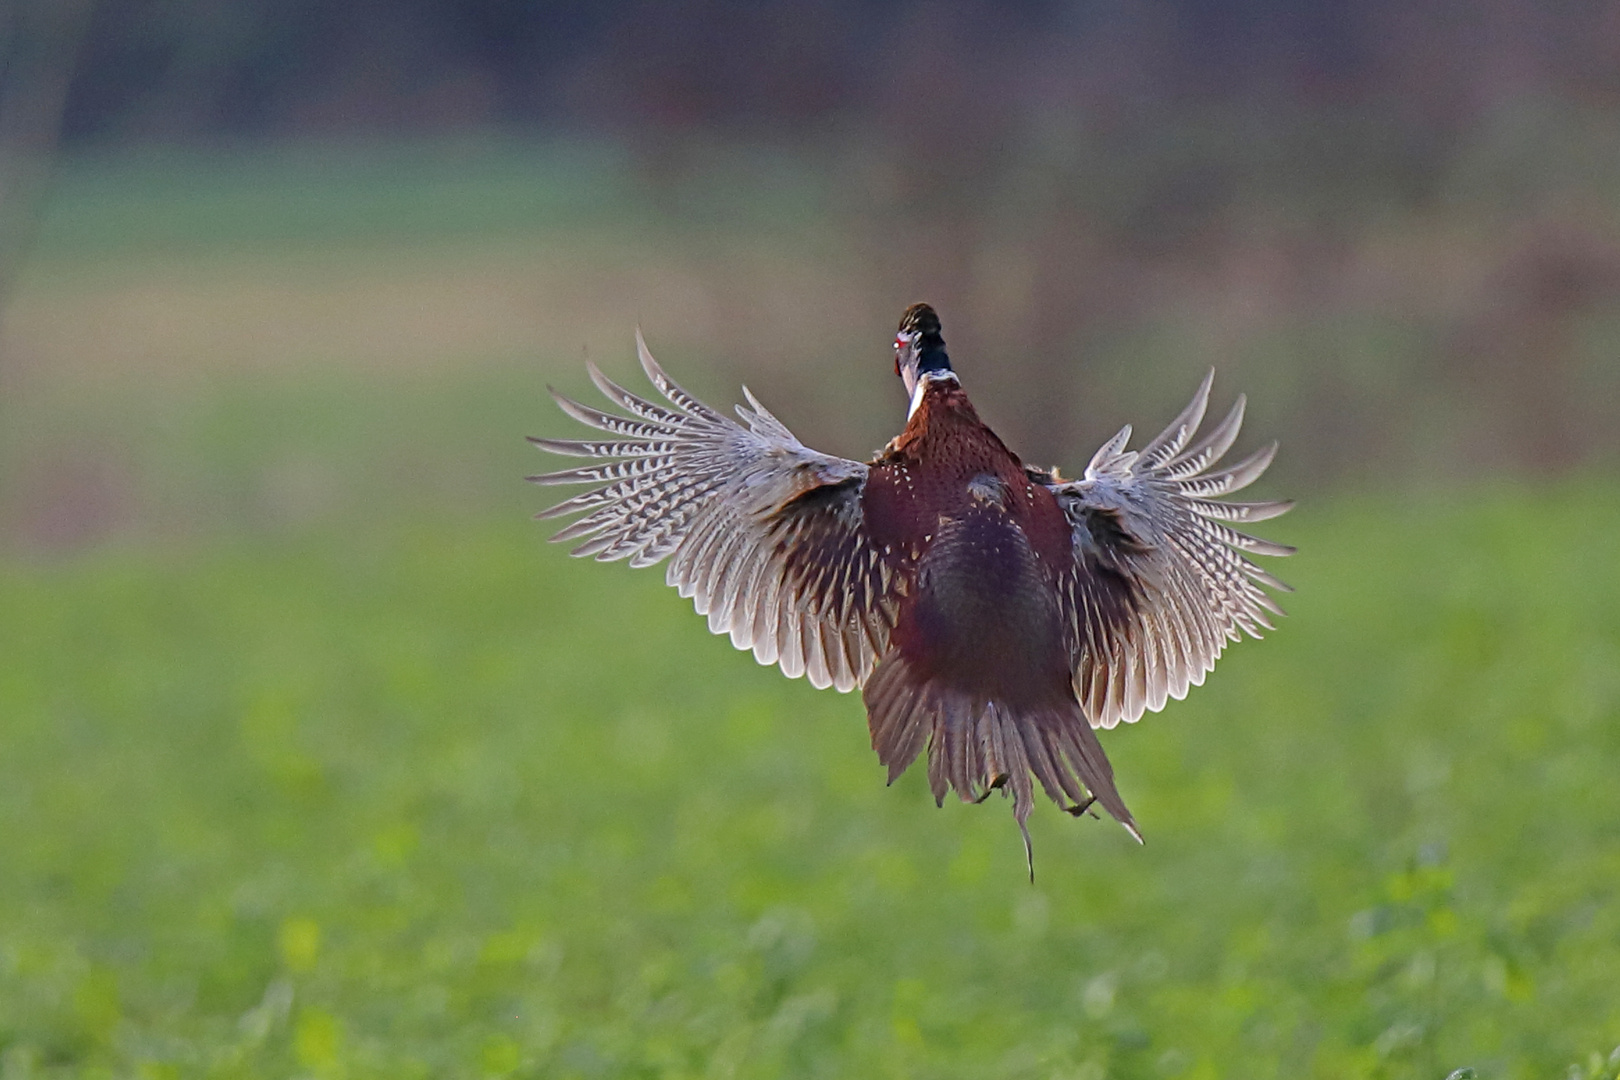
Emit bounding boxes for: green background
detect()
[1,147,1618,1079]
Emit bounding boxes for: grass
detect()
[1,480,1619,1078]
[3,139,1619,1078]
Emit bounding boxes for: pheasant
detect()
[530,304,1293,872]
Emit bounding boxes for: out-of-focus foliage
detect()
[0,0,90,306]
[3,139,1618,548]
[2,447,1619,1076]
[46,0,1620,150]
[4,0,1620,480]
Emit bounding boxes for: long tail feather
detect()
[863,651,1141,873]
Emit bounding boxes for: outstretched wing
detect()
[1039,370,1294,730]
[529,333,898,692]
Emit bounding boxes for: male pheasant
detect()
[530,304,1293,871]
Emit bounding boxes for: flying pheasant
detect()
[530,304,1293,871]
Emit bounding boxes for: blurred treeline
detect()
[5,0,1620,483]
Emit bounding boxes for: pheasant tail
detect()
[863,651,1141,873]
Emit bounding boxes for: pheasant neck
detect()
[909,370,959,419]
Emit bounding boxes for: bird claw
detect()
[1063,795,1099,819]
[973,773,1009,804]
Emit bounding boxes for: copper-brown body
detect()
[853,372,1139,848]
[866,381,1072,710]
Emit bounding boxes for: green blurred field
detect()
[2,145,1620,1079]
[4,481,1620,1079]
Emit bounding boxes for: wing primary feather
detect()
[548,390,676,440]
[525,435,671,458]
[1186,497,1294,523]
[1169,395,1246,475]
[586,361,685,423]
[637,331,726,422]
[1086,424,1134,474]
[1196,441,1278,494]
[1139,368,1213,466]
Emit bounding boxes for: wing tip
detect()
[635,326,661,382]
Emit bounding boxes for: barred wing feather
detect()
[1044,370,1294,730]
[529,333,896,693]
